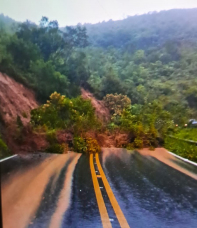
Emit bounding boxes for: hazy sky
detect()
[1,0,197,26]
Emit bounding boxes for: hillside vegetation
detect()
[1,9,197,156]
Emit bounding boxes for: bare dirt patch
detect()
[85,130,130,148]
[81,88,110,122]
[0,73,38,125]
[0,73,42,154]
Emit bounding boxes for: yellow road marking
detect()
[96,153,130,228]
[89,154,112,228]
[97,175,102,178]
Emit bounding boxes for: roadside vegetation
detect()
[164,128,197,162]
[164,136,197,162]
[1,9,197,156]
[171,128,197,142]
[0,134,11,159]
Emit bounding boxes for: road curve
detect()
[1,148,197,228]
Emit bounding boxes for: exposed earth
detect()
[0,73,130,154]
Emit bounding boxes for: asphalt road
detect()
[1,148,197,228]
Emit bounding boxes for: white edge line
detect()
[168,151,197,167]
[0,154,18,162]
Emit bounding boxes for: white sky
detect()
[1,0,197,26]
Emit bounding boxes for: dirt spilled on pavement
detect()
[138,148,197,180]
[102,147,197,180]
[2,152,81,228]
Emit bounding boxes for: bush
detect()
[107,122,119,132]
[0,135,11,159]
[31,92,99,133]
[103,93,131,116]
[86,138,101,154]
[134,137,143,148]
[126,143,134,150]
[45,130,70,154]
[164,136,197,162]
[46,143,65,154]
[46,130,57,144]
[73,136,100,154]
[73,137,87,153]
[173,128,197,141]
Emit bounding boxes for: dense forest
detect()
[1,9,197,160]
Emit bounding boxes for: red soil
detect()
[0,73,38,125]
[81,88,110,122]
[81,88,130,147]
[0,73,44,154]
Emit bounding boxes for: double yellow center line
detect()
[90,153,130,228]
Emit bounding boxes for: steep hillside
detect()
[0,73,38,125]
[80,88,130,147]
[81,88,110,122]
[0,73,48,155]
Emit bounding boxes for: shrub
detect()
[73,136,100,154]
[164,136,197,162]
[45,130,69,154]
[126,143,134,150]
[103,93,131,116]
[46,143,65,154]
[46,130,57,144]
[31,92,99,133]
[107,122,119,132]
[146,125,158,147]
[0,135,11,159]
[86,138,101,154]
[62,143,69,153]
[173,128,197,141]
[73,137,87,153]
[134,137,143,148]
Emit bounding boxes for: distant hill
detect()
[0,14,17,33]
[84,8,197,50]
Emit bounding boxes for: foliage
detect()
[121,102,173,132]
[0,14,17,34]
[46,143,65,154]
[0,134,10,159]
[0,16,89,102]
[86,138,101,154]
[0,137,8,151]
[172,128,197,141]
[31,92,99,133]
[126,143,134,150]
[164,136,197,162]
[1,11,197,120]
[86,9,197,50]
[73,137,87,153]
[46,130,57,144]
[1,10,197,153]
[103,93,131,116]
[119,102,174,147]
[73,136,100,154]
[133,138,144,149]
